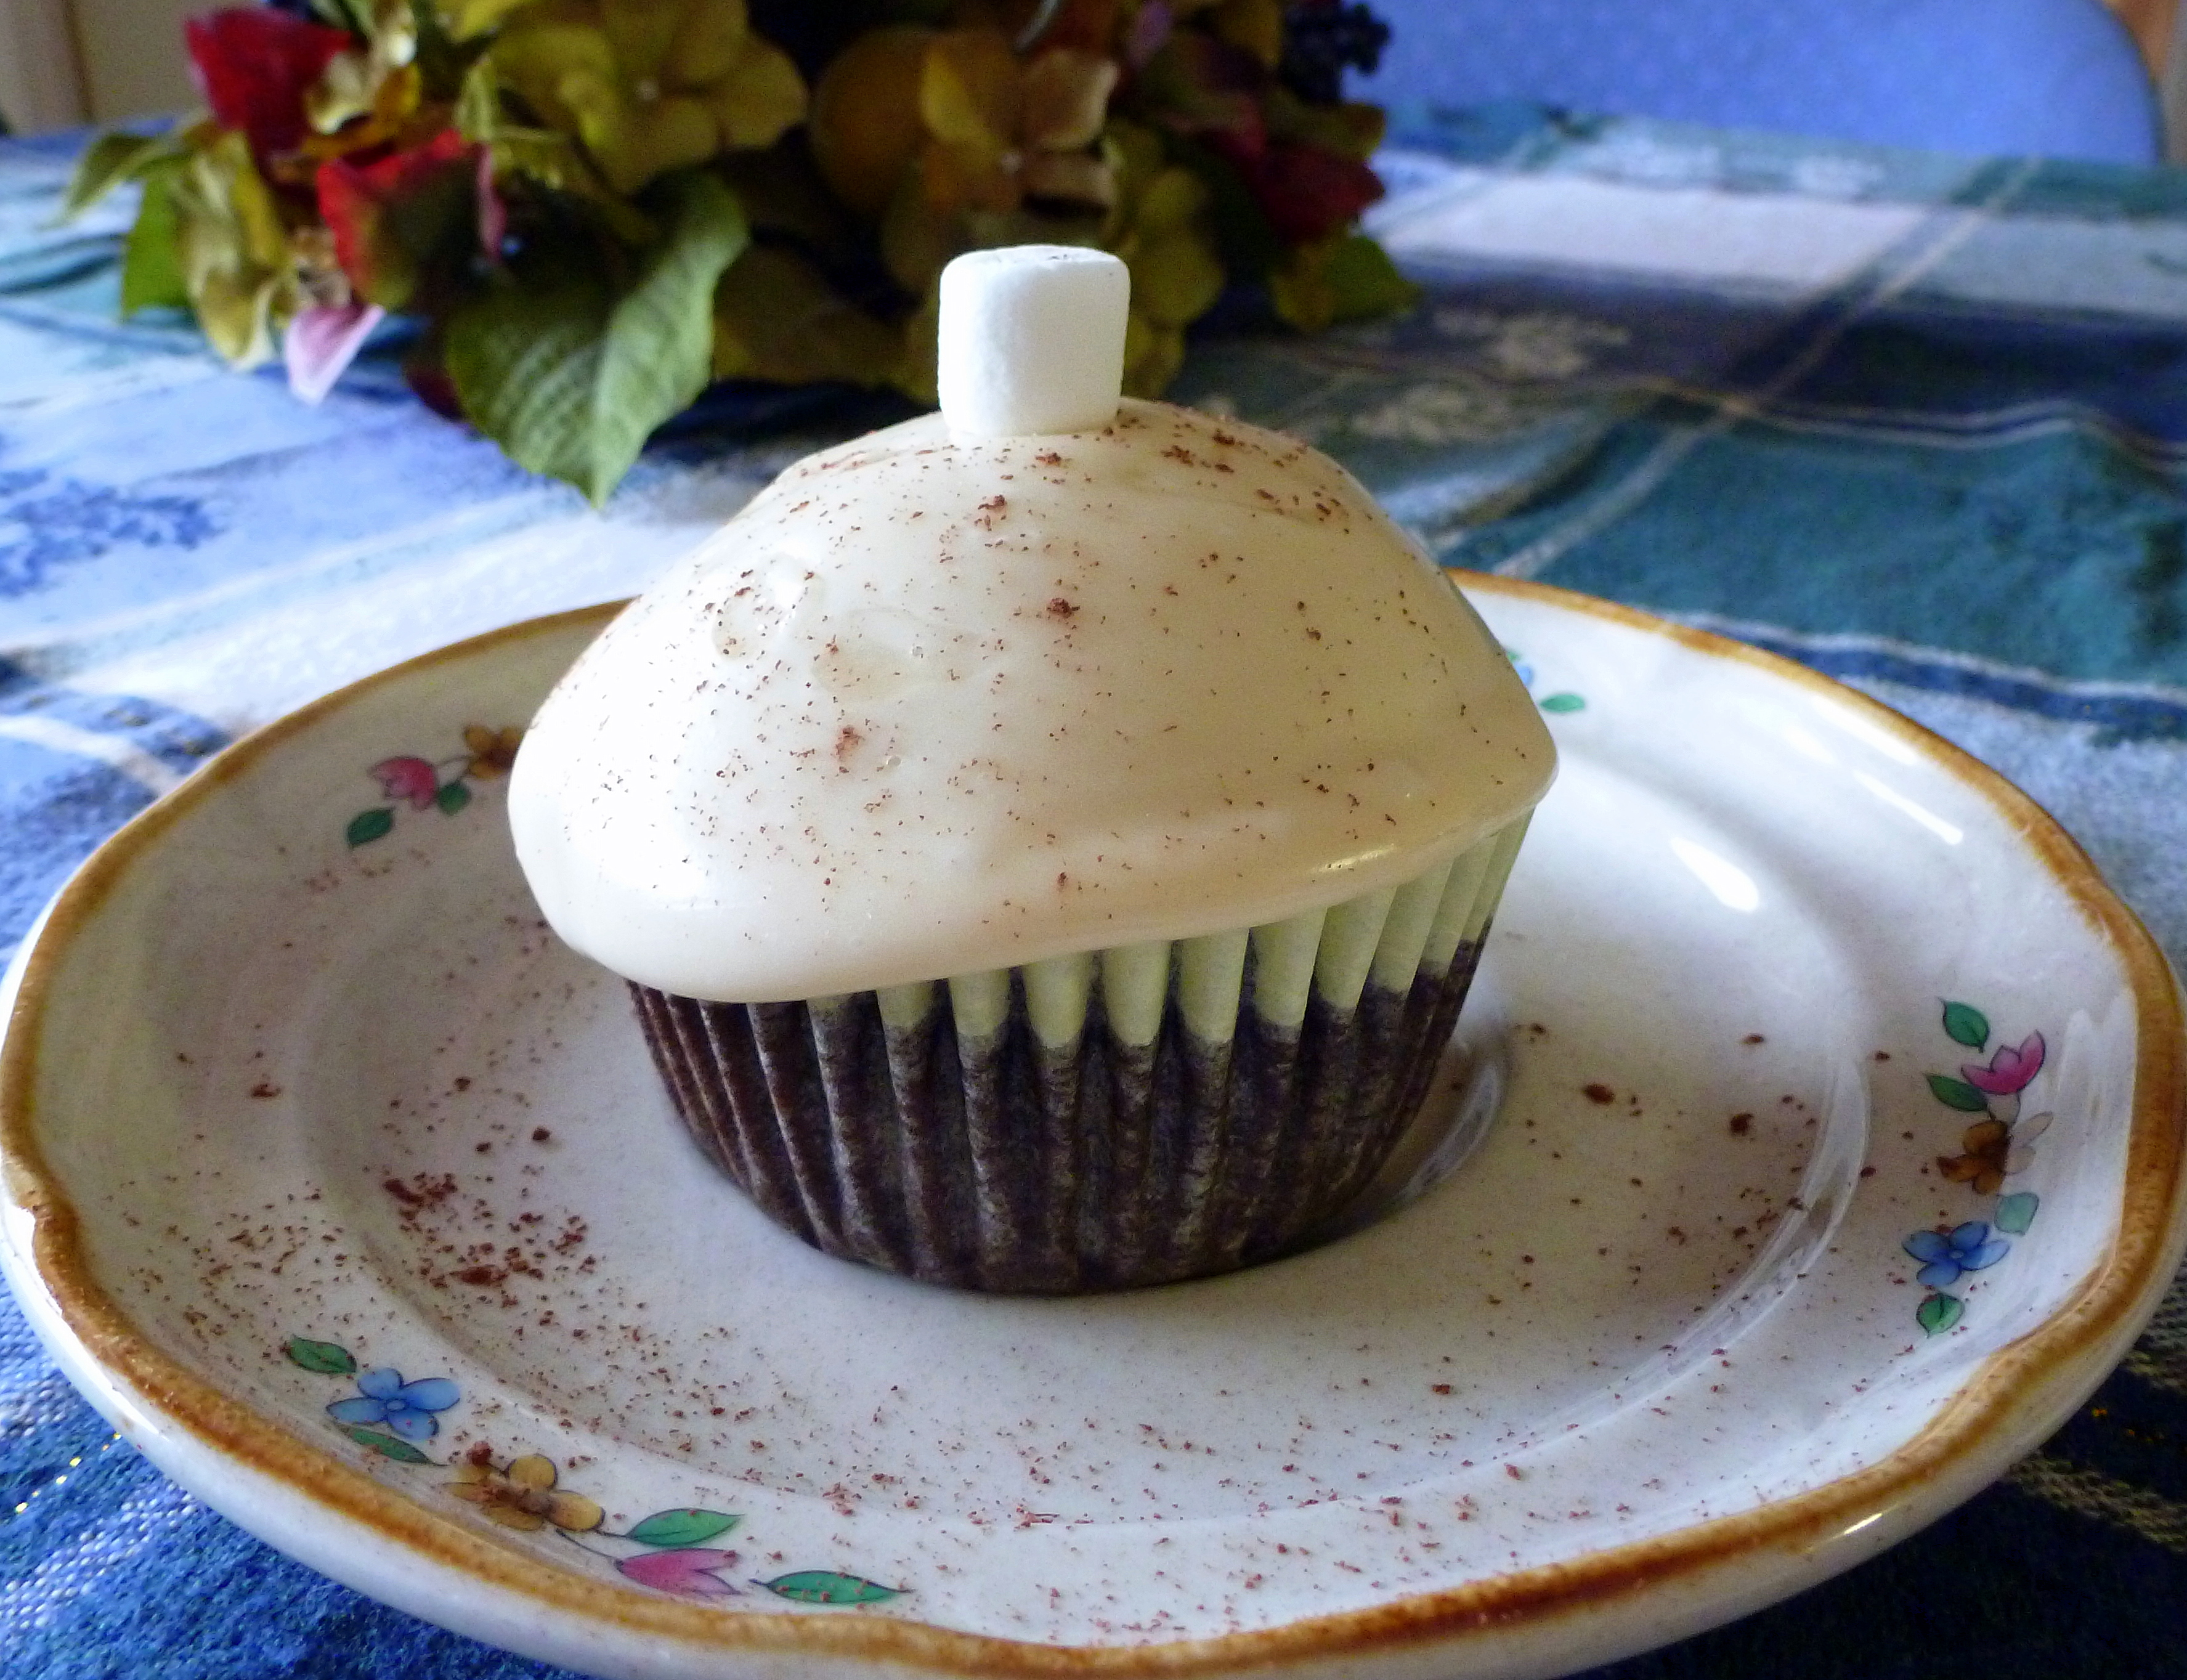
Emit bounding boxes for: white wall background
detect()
[0,0,197,132]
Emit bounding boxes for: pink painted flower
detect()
[285,302,384,405]
[371,756,440,810]
[1962,1031,2045,1095]
[617,1548,742,1597]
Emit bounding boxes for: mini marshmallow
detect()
[937,245,1129,439]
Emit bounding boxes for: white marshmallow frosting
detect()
[508,400,1556,1002]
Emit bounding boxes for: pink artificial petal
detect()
[1962,1031,2045,1095]
[616,1548,740,1597]
[476,146,507,263]
[285,302,385,405]
[370,756,440,810]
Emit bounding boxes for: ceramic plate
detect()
[3,578,2182,1680]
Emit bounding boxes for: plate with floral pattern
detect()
[2,577,2181,1680]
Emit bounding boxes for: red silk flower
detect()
[1212,135,1385,245]
[316,131,479,310]
[185,7,351,161]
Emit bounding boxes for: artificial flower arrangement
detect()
[64,0,1408,501]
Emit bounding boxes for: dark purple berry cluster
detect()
[1280,1,1393,105]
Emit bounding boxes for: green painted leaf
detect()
[120,162,191,315]
[627,1508,740,1548]
[759,1571,904,1605]
[1926,1074,1990,1113]
[435,780,473,816]
[1538,692,1586,713]
[1994,1191,2040,1235]
[345,1426,433,1464]
[447,171,749,505]
[347,807,396,847]
[1916,1293,1964,1336]
[285,1337,357,1375]
[63,128,179,219]
[1942,1002,1990,1049]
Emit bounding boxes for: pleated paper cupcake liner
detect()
[634,816,1530,1293]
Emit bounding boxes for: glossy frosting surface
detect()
[508,400,1554,1000]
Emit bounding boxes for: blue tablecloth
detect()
[3,106,2185,1676]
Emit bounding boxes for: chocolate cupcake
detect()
[509,246,1554,1292]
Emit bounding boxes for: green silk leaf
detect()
[455,55,501,141]
[447,170,748,505]
[64,129,181,219]
[1164,132,1283,278]
[121,164,192,316]
[1318,230,1419,323]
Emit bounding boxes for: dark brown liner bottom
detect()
[632,936,1487,1294]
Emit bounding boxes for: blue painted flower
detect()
[1902,1221,2010,1289]
[327,1367,460,1441]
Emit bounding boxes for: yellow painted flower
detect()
[463,724,523,778]
[488,0,806,195]
[447,1453,604,1532]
